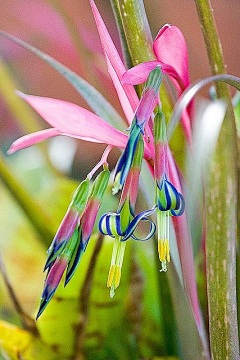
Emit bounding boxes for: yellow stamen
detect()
[114,265,121,289]
[166,240,170,262]
[107,264,116,288]
[158,239,170,263]
[107,237,126,298]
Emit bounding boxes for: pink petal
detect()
[122,61,161,85]
[122,60,182,87]
[16,91,128,148]
[153,24,190,91]
[106,56,134,125]
[90,0,139,113]
[90,1,153,159]
[8,128,61,154]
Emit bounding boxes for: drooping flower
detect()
[113,66,162,194]
[99,137,155,297]
[43,178,90,271]
[154,110,185,271]
[36,167,110,318]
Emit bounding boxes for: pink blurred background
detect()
[0,0,239,176]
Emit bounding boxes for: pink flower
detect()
[122,24,192,141]
[122,24,190,93]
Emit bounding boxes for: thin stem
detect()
[0,151,55,246]
[87,146,113,180]
[117,0,154,65]
[110,0,133,68]
[194,0,239,358]
[0,252,39,336]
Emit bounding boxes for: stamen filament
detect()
[157,210,170,271]
[107,236,126,298]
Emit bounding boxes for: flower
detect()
[121,24,192,141]
[121,24,190,93]
[113,66,162,194]
[99,138,155,297]
[154,110,185,271]
[36,167,110,318]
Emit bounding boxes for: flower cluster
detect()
[8,1,189,317]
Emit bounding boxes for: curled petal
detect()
[171,193,185,216]
[131,218,156,241]
[122,61,161,85]
[99,212,124,237]
[157,177,181,211]
[122,61,180,86]
[121,207,156,242]
[153,24,190,91]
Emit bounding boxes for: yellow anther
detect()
[114,266,121,289]
[107,264,116,288]
[158,239,170,263]
[166,240,170,262]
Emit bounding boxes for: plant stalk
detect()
[194,0,239,358]
[116,0,154,65]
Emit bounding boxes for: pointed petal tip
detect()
[6,147,14,155]
[15,89,27,99]
[35,299,47,320]
[64,273,71,287]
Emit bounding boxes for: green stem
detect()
[110,0,133,68]
[116,0,154,65]
[194,1,239,358]
[0,151,55,245]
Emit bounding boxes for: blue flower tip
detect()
[36,299,47,320]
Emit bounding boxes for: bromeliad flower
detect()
[36,167,110,318]
[99,138,155,297]
[154,110,185,271]
[122,24,192,141]
[121,24,190,93]
[113,66,162,194]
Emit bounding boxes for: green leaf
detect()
[233,91,240,135]
[168,265,209,360]
[186,99,227,254]
[0,30,125,130]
